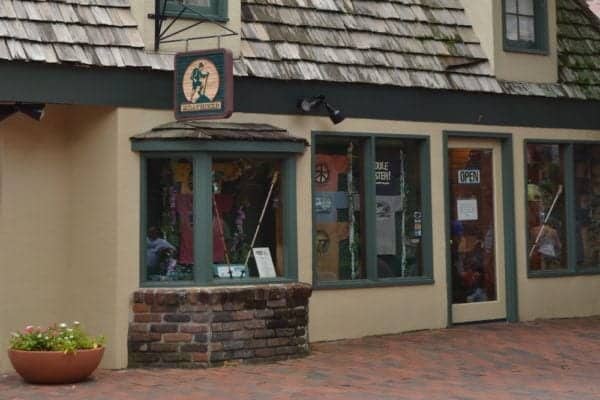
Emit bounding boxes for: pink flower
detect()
[23,325,35,334]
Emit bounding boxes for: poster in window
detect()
[253,247,277,278]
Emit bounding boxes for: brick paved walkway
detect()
[2,317,600,400]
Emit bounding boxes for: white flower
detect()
[10,332,20,338]
[67,328,73,332]
[37,334,42,338]
[72,321,80,326]
[59,323,67,329]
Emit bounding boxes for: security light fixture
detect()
[0,103,45,122]
[297,95,345,125]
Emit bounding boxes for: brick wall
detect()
[128,283,312,368]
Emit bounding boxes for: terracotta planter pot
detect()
[8,347,104,384]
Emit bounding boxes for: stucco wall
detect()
[0,108,71,372]
[462,0,558,83]
[1,106,600,372]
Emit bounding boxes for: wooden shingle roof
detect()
[1,0,600,101]
[234,0,600,100]
[234,0,503,94]
[0,0,172,70]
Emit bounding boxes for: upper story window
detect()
[503,0,548,53]
[163,0,228,22]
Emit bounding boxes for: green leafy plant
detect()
[9,322,104,354]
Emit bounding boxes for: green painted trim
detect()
[311,131,434,287]
[209,278,295,286]
[501,137,518,322]
[442,133,452,327]
[420,137,434,281]
[0,60,172,109]
[364,137,377,281]
[314,277,435,290]
[140,156,148,285]
[282,157,299,281]
[131,140,306,153]
[443,130,518,324]
[502,0,549,54]
[162,0,228,21]
[528,269,600,278]
[141,280,196,287]
[195,153,213,284]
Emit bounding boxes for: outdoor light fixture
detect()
[297,95,345,125]
[0,103,45,122]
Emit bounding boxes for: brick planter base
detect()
[128,283,312,368]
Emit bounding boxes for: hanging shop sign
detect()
[174,49,234,121]
[458,169,480,184]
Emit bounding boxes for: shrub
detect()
[9,322,104,354]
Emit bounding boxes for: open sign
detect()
[458,169,480,184]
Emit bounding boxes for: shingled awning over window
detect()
[132,121,306,143]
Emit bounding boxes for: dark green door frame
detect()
[443,131,518,326]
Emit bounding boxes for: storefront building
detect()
[1,0,600,370]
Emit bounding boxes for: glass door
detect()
[448,138,506,323]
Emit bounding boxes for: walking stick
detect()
[212,196,231,267]
[244,171,280,267]
[528,184,563,257]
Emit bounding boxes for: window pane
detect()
[574,144,600,268]
[505,0,517,13]
[526,144,567,270]
[375,139,423,278]
[212,158,283,280]
[314,137,366,281]
[519,0,534,16]
[519,16,535,42]
[449,149,497,303]
[506,14,519,41]
[182,0,211,6]
[145,158,194,281]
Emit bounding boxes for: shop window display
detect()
[573,144,600,268]
[212,158,283,279]
[145,158,194,281]
[314,138,366,281]
[375,139,423,278]
[526,144,567,270]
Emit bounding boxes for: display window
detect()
[573,144,600,268]
[312,134,432,286]
[314,137,366,281]
[212,158,283,279]
[141,150,298,286]
[145,158,195,281]
[526,144,567,270]
[526,141,600,276]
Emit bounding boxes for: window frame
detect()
[137,140,302,287]
[162,0,228,22]
[524,139,600,278]
[311,132,434,290]
[502,0,549,54]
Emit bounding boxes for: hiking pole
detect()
[528,184,563,257]
[244,171,280,267]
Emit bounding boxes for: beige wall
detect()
[0,109,71,372]
[131,0,241,57]
[462,0,558,83]
[1,105,600,372]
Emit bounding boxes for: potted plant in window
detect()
[8,322,105,384]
